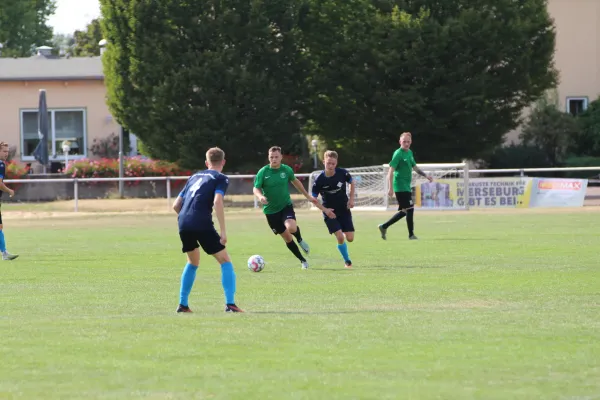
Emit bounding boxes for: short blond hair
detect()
[400,132,412,140]
[206,147,225,163]
[268,146,282,154]
[0,141,8,149]
[323,150,338,160]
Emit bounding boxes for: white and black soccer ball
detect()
[247,255,265,272]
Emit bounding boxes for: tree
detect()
[0,0,56,57]
[52,33,75,56]
[520,92,580,167]
[572,96,600,157]
[101,0,310,171]
[302,0,558,164]
[72,18,103,57]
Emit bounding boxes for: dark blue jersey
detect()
[311,168,353,212]
[0,161,5,199]
[178,170,229,231]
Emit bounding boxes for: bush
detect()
[64,157,192,187]
[90,133,131,159]
[573,97,600,157]
[563,156,600,179]
[486,144,551,170]
[5,161,30,179]
[5,161,31,191]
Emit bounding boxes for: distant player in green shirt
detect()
[378,132,432,240]
[254,146,335,270]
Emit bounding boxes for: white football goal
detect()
[308,163,470,211]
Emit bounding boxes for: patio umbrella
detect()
[33,89,50,173]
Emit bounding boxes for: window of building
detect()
[20,109,87,160]
[566,97,588,116]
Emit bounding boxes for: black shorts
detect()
[324,210,354,234]
[265,204,296,235]
[179,229,225,255]
[0,202,3,224]
[395,191,414,210]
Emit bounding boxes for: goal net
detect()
[307,163,470,211]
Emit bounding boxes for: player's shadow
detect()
[369,265,446,270]
[310,265,445,271]
[434,238,499,241]
[309,268,353,272]
[250,309,396,315]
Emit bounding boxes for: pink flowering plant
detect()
[64,156,192,187]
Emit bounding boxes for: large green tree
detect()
[303,0,558,164]
[101,0,310,171]
[0,0,56,57]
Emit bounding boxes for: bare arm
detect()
[387,167,395,195]
[347,181,356,208]
[214,193,227,243]
[292,178,335,217]
[172,196,183,214]
[0,179,14,197]
[253,187,268,204]
[292,178,317,203]
[413,165,433,181]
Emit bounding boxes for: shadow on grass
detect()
[433,238,500,241]
[310,265,445,271]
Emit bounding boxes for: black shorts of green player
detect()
[265,204,296,235]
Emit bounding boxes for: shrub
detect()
[486,144,551,170]
[64,156,192,188]
[5,161,30,191]
[563,156,600,179]
[5,161,30,179]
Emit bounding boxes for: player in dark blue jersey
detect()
[172,147,243,313]
[311,151,356,268]
[0,142,18,261]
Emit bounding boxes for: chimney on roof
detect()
[36,45,53,57]
[99,39,107,55]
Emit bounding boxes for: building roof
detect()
[0,55,104,81]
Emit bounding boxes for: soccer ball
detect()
[247,255,265,272]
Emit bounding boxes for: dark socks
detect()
[382,211,406,229]
[286,240,306,262]
[407,208,414,236]
[292,227,303,242]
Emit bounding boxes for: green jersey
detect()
[389,148,416,192]
[254,163,296,214]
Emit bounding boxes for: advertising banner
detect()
[415,177,588,209]
[415,178,534,209]
[529,178,588,207]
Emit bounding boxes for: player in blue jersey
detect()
[0,142,18,261]
[172,147,243,313]
[311,151,355,268]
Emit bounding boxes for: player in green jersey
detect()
[378,132,432,240]
[254,146,335,269]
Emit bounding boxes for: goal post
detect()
[308,163,470,211]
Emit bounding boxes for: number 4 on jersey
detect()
[189,178,203,198]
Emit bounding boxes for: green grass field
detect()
[1,204,599,400]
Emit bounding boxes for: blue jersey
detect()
[178,170,229,231]
[0,161,5,199]
[311,168,353,212]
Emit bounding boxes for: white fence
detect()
[3,167,600,212]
